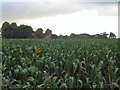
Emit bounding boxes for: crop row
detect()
[2,39,120,89]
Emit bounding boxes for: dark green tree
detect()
[70,33,76,38]
[1,21,10,38]
[109,32,116,38]
[34,28,44,38]
[16,25,34,38]
[79,33,91,38]
[100,32,109,39]
[10,22,17,38]
[51,34,58,39]
[44,29,52,37]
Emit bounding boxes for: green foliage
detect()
[109,32,116,38]
[2,39,120,89]
[1,22,34,38]
[44,29,52,36]
[34,28,44,38]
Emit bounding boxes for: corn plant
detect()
[2,39,120,89]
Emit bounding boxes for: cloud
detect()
[2,0,120,2]
[2,2,118,22]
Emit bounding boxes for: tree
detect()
[11,22,17,28]
[34,28,44,38]
[79,33,91,38]
[51,34,58,39]
[1,21,10,38]
[44,29,52,38]
[1,22,34,38]
[109,32,116,38]
[1,22,18,38]
[10,22,17,38]
[95,34,101,38]
[70,33,76,38]
[16,25,34,38]
[100,32,109,39]
[45,29,52,36]
[59,34,63,38]
[63,35,69,39]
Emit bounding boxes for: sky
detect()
[1,0,119,37]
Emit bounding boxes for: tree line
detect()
[1,22,56,39]
[1,21,116,39]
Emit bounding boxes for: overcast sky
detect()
[1,0,119,37]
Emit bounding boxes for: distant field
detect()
[2,39,120,89]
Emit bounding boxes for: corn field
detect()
[1,39,120,89]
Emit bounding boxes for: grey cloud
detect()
[73,0,119,2]
[2,2,84,21]
[2,0,120,2]
[2,2,118,22]
[89,2,118,16]
[0,3,2,21]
